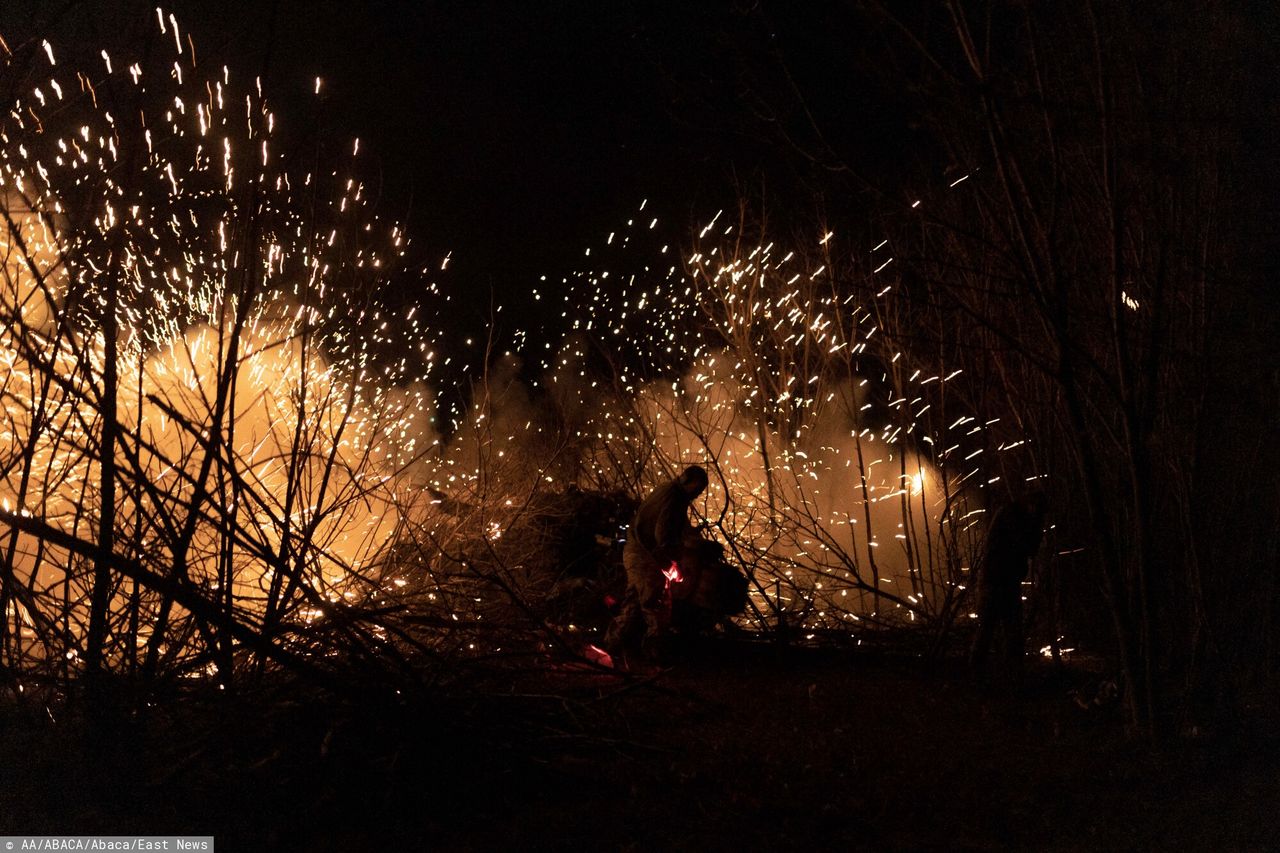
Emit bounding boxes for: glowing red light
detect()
[584,644,614,668]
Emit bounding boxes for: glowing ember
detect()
[583,643,614,668]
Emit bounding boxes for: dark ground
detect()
[2,641,1277,851]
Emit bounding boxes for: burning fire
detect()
[0,9,1038,678]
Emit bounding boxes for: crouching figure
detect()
[604,465,747,663]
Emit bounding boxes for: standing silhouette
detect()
[971,491,1048,682]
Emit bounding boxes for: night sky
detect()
[183,0,732,282]
[8,0,923,318]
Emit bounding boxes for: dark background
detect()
[4,0,923,321]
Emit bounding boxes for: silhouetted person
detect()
[970,491,1048,682]
[604,465,708,663]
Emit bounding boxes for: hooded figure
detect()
[970,491,1048,681]
[604,465,708,661]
